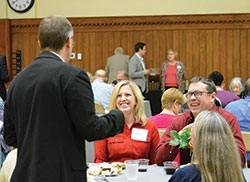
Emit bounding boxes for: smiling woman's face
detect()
[232,83,241,96]
[116,85,137,114]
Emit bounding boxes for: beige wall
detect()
[1,0,250,19]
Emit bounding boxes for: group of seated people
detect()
[90,74,249,181]
[0,72,249,181]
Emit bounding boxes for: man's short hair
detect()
[190,76,217,93]
[245,78,250,96]
[38,16,73,52]
[208,71,224,86]
[114,47,123,54]
[135,42,146,52]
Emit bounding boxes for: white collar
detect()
[50,51,65,62]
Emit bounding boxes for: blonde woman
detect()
[148,88,186,129]
[94,80,160,164]
[161,49,188,93]
[169,111,245,182]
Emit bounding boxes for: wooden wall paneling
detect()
[7,14,250,87]
[173,31,180,53]
[199,30,206,77]
[145,31,153,68]
[226,30,234,85]
[95,32,103,70]
[127,31,134,57]
[102,32,109,70]
[206,30,213,79]
[240,30,247,81]
[152,30,160,69]
[219,30,227,83]
[158,31,166,67]
[89,32,96,74]
[83,33,90,73]
[247,30,250,80]
[233,30,241,77]
[192,30,200,77]
[120,31,128,55]
[75,32,84,69]
[114,31,121,49]
[165,31,173,52]
[108,32,115,59]
[179,30,186,66]
[186,30,193,80]
[212,30,220,72]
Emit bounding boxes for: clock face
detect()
[7,0,35,13]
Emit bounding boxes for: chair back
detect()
[144,100,152,118]
[242,131,250,152]
[94,102,105,114]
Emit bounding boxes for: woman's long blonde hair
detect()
[192,111,244,182]
[108,80,147,126]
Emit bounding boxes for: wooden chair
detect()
[94,102,105,114]
[241,131,250,167]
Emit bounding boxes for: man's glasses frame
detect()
[186,91,212,98]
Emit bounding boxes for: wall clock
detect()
[7,0,35,13]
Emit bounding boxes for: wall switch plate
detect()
[77,53,82,60]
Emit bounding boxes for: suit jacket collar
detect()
[35,51,64,63]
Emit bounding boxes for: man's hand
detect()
[178,123,193,136]
[144,69,150,75]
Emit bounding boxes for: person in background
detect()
[115,70,128,83]
[148,88,186,166]
[208,71,240,108]
[105,47,130,84]
[94,80,160,164]
[3,16,124,182]
[161,49,187,93]
[148,88,186,129]
[225,78,250,167]
[129,42,150,95]
[169,111,245,182]
[155,76,246,167]
[0,54,10,101]
[229,77,245,98]
[91,69,114,110]
[111,70,128,86]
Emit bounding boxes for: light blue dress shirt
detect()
[225,95,250,162]
[91,79,114,110]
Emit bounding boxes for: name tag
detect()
[131,128,148,142]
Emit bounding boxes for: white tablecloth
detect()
[105,165,250,182]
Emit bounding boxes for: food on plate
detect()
[88,163,123,176]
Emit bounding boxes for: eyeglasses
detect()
[186,91,212,98]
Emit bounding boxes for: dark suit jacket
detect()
[0,54,9,101]
[4,51,124,182]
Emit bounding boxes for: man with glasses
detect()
[155,76,246,167]
[3,16,124,182]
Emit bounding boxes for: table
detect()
[105,165,250,182]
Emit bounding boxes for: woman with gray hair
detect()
[229,77,245,98]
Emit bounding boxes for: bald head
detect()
[94,69,107,81]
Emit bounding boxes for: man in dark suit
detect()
[128,42,150,95]
[0,54,9,101]
[3,16,124,182]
